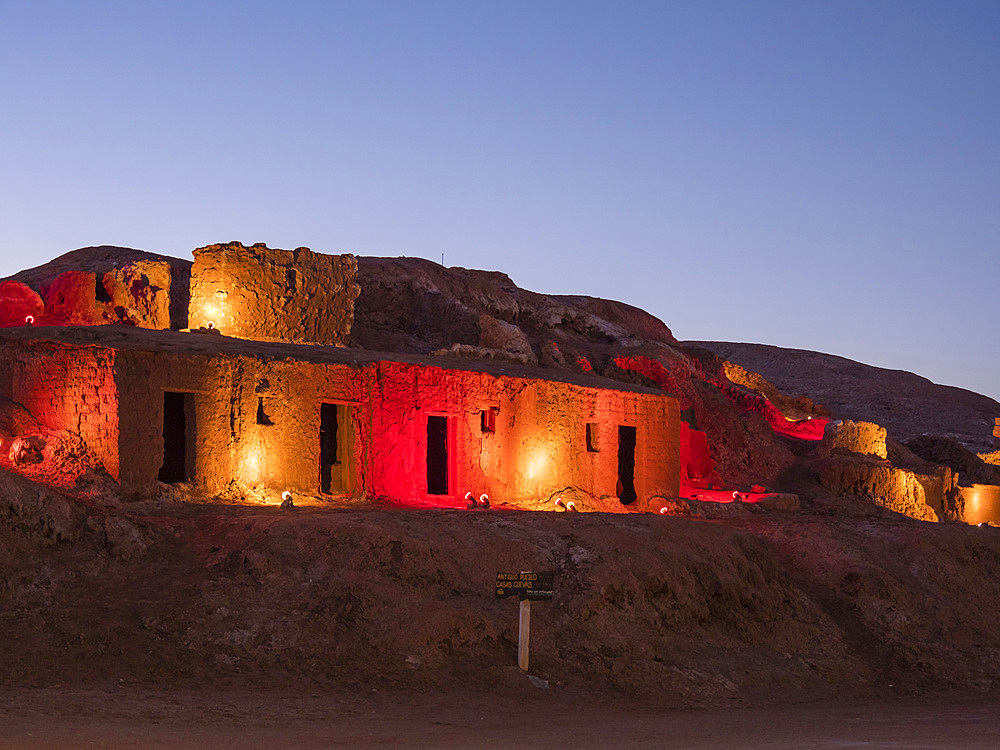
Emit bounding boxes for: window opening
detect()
[586,422,599,452]
[158,391,195,483]
[480,408,496,434]
[427,415,449,495]
[257,397,274,425]
[95,276,111,303]
[617,425,637,504]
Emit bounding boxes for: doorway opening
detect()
[617,425,637,504]
[320,403,349,494]
[427,415,449,495]
[158,391,195,483]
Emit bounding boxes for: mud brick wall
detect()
[679,422,714,486]
[360,361,679,507]
[961,484,1000,525]
[0,340,119,478]
[116,349,361,495]
[824,420,888,459]
[188,242,359,346]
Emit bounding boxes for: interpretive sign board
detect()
[496,571,555,671]
[496,571,554,600]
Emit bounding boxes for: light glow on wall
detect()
[525,449,549,481]
[194,292,228,331]
[242,448,262,484]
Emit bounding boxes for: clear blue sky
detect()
[2,1,998,401]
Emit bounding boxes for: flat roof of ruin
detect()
[0,326,669,398]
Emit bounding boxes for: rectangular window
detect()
[158,391,195,483]
[586,422,599,452]
[480,408,496,434]
[617,425,637,504]
[427,415,449,495]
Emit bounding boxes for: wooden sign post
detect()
[518,598,531,671]
[496,570,554,671]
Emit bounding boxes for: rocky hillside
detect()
[693,342,999,452]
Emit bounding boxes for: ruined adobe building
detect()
[0,243,680,509]
[3,241,998,523]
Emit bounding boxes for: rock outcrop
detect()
[4,246,191,329]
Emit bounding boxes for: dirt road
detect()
[3,688,1000,749]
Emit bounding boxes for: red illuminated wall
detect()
[614,353,828,442]
[0,339,120,478]
[679,422,714,488]
[359,361,680,507]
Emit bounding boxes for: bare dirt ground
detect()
[3,687,1000,749]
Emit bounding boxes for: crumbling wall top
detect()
[188,242,360,346]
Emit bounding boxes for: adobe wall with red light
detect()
[0,335,680,506]
[361,361,680,507]
[679,422,714,488]
[0,339,119,478]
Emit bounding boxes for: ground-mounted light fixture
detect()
[554,496,576,512]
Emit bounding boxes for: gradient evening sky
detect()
[1,1,998,401]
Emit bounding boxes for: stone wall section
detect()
[188,242,359,346]
[818,457,938,522]
[0,281,44,327]
[824,420,888,459]
[0,340,119,478]
[960,484,1000,525]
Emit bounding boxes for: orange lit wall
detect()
[960,484,1000,526]
[188,243,359,346]
[115,349,361,495]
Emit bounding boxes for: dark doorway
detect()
[320,403,342,493]
[158,391,194,483]
[617,425,637,504]
[427,415,449,495]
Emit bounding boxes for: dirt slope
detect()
[5,469,1000,707]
